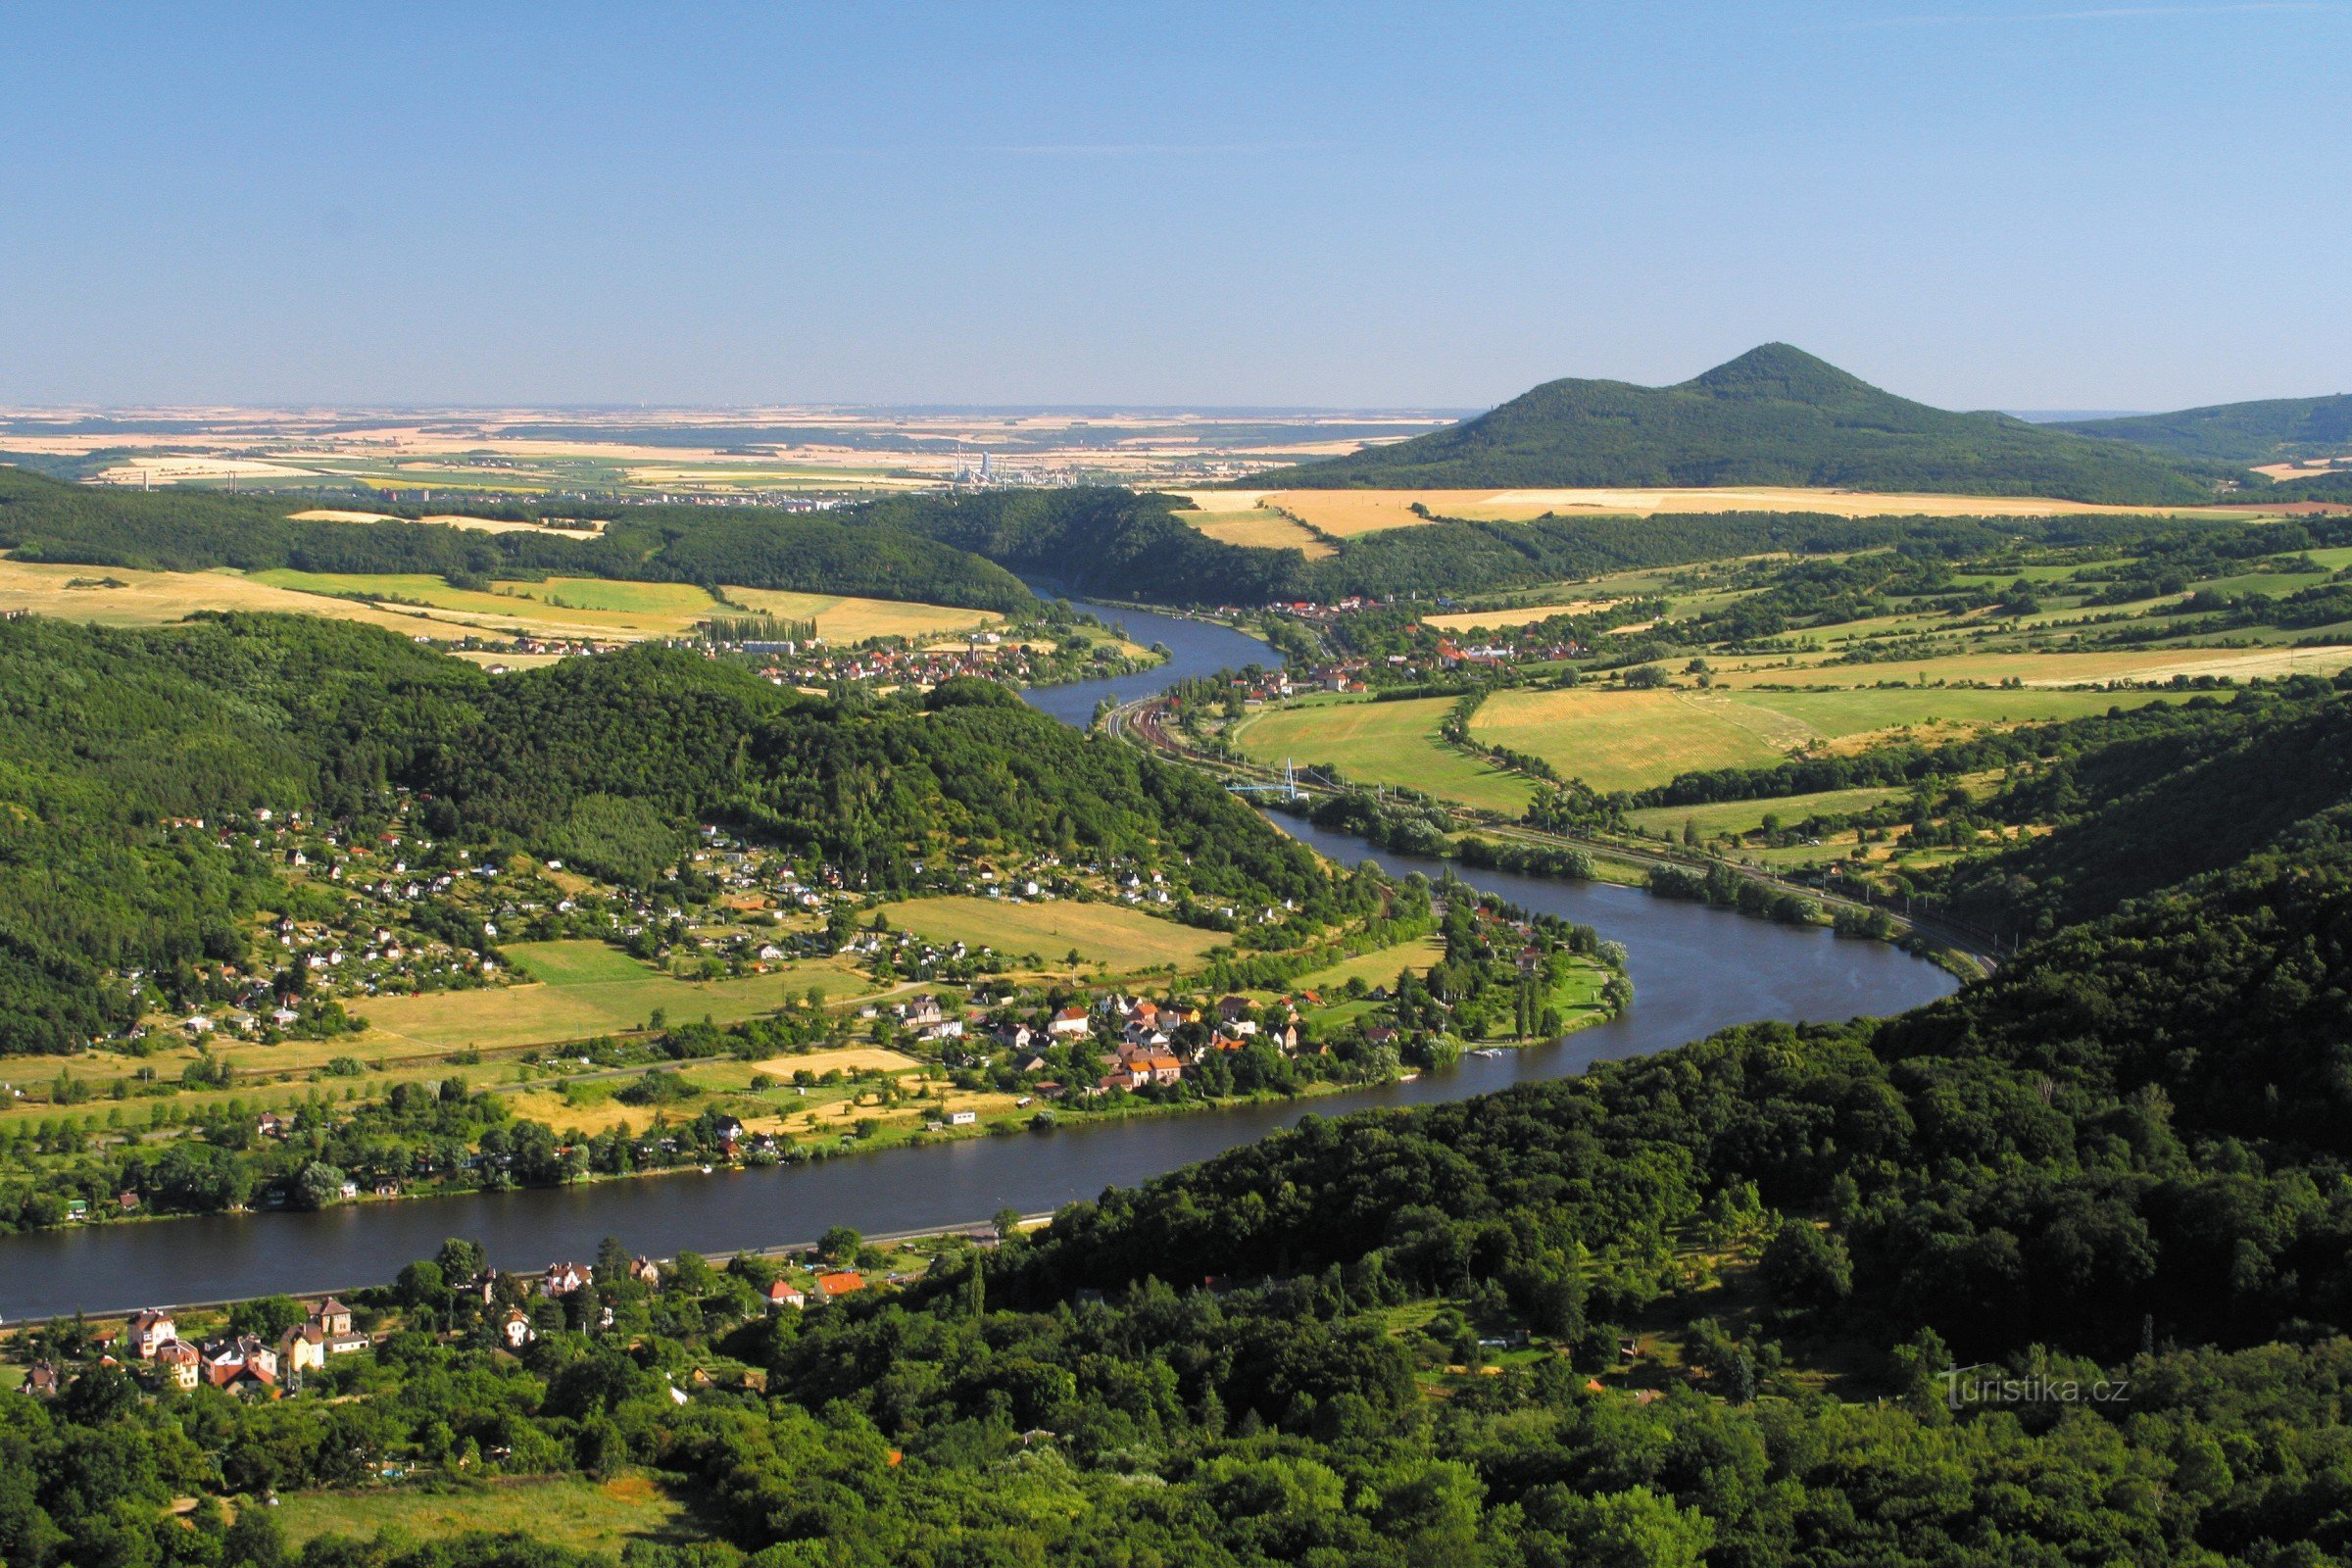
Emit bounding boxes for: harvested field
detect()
[91,455,318,484]
[871,895,1225,974]
[417,514,606,539]
[1268,490,1507,536]
[725,587,1001,641]
[0,558,466,638]
[349,941,877,1053]
[286,510,604,539]
[1423,601,1608,630]
[451,650,564,671]
[1189,508,1335,557]
[1170,490,1279,513]
[751,1047,926,1078]
[1249,487,2259,539]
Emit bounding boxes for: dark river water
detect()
[0,600,1956,1320]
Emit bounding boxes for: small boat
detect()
[700,1164,713,1174]
[1470,1048,1506,1059]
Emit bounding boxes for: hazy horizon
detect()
[5,3,2345,413]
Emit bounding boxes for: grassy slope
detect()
[1623,784,1913,838]
[1288,934,1449,994]
[350,940,879,1053]
[1233,698,1536,814]
[274,1473,699,1555]
[1255,343,2223,504]
[870,895,1225,974]
[1470,685,2180,794]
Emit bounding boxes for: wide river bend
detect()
[0,600,1954,1319]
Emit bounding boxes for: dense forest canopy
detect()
[0,468,1036,612]
[849,485,1305,604]
[1251,343,2236,504]
[2056,391,2352,464]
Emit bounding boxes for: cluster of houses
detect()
[135,800,545,1042]
[997,991,1305,1097]
[18,1250,894,1398]
[743,632,1067,692]
[760,1270,866,1311]
[113,786,1252,1057]
[1228,596,1602,689]
[506,1253,866,1336]
[77,1298,374,1397]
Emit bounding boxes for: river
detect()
[1014,594,1274,726]
[0,599,1956,1320]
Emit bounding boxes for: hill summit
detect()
[1259,343,2225,505]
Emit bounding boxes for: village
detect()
[728,622,1162,693]
[5,1224,989,1408]
[0,864,1620,1237]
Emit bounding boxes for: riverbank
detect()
[0,593,1958,1321]
[0,1209,1058,1331]
[0,830,1953,1321]
[3,926,1626,1250]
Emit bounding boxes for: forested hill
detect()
[1252,342,2230,504]
[846,487,2253,608]
[1004,809,2352,1360]
[0,614,1331,1053]
[847,485,1303,604]
[1929,684,2352,933]
[2055,390,2352,464]
[0,467,1035,612]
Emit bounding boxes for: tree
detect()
[818,1225,862,1263]
[396,1259,448,1313]
[228,1296,306,1341]
[1759,1216,1853,1308]
[56,1365,139,1426]
[291,1160,347,1211]
[1533,1484,1716,1568]
[222,1506,289,1568]
[435,1237,489,1282]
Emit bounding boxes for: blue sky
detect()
[2,2,2344,411]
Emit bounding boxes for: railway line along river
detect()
[0,599,1956,1320]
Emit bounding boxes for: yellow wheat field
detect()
[750,1047,927,1079]
[1422,601,1609,630]
[1250,487,2262,539]
[1192,510,1336,557]
[724,588,1001,641]
[0,558,471,638]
